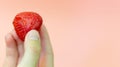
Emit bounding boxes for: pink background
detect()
[0,0,120,67]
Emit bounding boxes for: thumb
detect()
[17,30,41,67]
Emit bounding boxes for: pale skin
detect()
[3,25,54,67]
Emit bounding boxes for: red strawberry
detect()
[13,12,43,41]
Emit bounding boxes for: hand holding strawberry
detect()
[3,12,54,67]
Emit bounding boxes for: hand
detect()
[3,25,54,67]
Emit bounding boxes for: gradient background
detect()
[0,0,120,67]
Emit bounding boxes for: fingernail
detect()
[26,30,40,40]
[24,30,41,49]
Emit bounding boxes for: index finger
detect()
[39,25,54,67]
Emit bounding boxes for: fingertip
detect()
[40,25,49,36]
[25,30,40,41]
[10,29,23,44]
[5,33,11,42]
[10,30,20,41]
[5,33,16,47]
[24,30,41,53]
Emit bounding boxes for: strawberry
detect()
[13,12,43,41]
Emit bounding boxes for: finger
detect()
[10,30,24,63]
[39,25,54,67]
[3,33,18,67]
[17,30,41,67]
